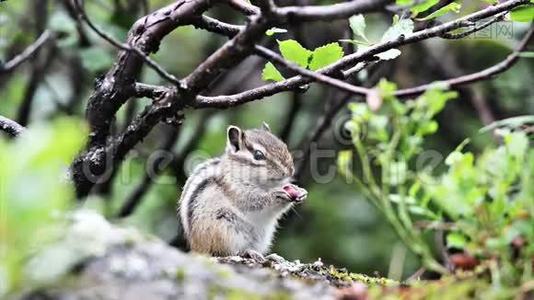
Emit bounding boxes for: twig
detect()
[254,45,371,96]
[16,1,53,127]
[0,115,26,137]
[0,30,52,74]
[183,10,272,93]
[225,0,260,15]
[394,25,534,97]
[192,15,244,38]
[135,82,171,99]
[74,0,182,86]
[441,12,507,40]
[274,0,391,22]
[17,45,57,126]
[294,63,389,180]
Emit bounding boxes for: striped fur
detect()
[179,158,220,236]
[177,125,305,256]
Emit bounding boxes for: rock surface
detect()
[18,210,392,300]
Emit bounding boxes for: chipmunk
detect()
[178,123,307,259]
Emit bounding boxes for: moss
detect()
[208,285,274,300]
[175,268,186,283]
[327,265,396,286]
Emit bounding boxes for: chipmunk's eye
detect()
[253,150,265,160]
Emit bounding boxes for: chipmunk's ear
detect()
[227,125,244,152]
[261,122,271,132]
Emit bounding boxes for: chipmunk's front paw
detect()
[278,184,307,203]
[238,249,266,263]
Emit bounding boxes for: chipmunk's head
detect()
[224,123,294,188]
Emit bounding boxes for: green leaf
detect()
[396,0,414,5]
[410,0,439,16]
[389,194,416,204]
[417,2,461,21]
[446,232,467,249]
[510,5,534,22]
[349,14,367,41]
[375,48,402,60]
[388,160,407,185]
[337,150,354,180]
[309,43,344,71]
[381,18,414,42]
[262,62,284,82]
[277,39,312,68]
[421,88,458,116]
[266,27,288,36]
[504,131,528,158]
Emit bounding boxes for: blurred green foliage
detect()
[339,79,533,287]
[0,0,533,293]
[0,118,86,295]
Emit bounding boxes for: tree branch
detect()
[254,45,371,96]
[394,25,534,98]
[441,12,507,40]
[0,30,52,74]
[71,0,211,197]
[183,13,272,93]
[0,115,26,138]
[74,0,182,86]
[225,0,260,15]
[193,0,529,108]
[274,0,391,22]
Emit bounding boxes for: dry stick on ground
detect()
[0,30,52,74]
[0,115,26,138]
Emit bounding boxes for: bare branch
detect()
[274,0,391,22]
[225,0,260,15]
[183,12,272,93]
[254,45,371,96]
[0,115,26,137]
[0,30,52,74]
[394,25,534,98]
[193,0,529,108]
[74,0,182,86]
[71,0,211,197]
[192,15,243,37]
[441,12,507,40]
[135,82,171,99]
